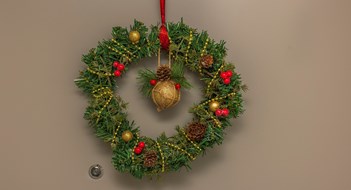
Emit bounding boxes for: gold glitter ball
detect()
[121,130,133,142]
[209,101,220,112]
[129,30,140,43]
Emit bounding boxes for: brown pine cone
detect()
[186,122,207,142]
[156,65,172,81]
[143,150,158,168]
[200,55,214,68]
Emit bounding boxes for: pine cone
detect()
[143,150,158,168]
[200,55,214,68]
[186,122,207,142]
[156,65,171,81]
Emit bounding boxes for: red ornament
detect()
[175,83,181,90]
[226,70,233,78]
[223,78,231,85]
[220,71,228,79]
[138,141,145,149]
[114,70,121,77]
[134,147,143,155]
[150,79,157,86]
[222,108,230,117]
[117,64,125,71]
[113,61,119,68]
[215,109,223,117]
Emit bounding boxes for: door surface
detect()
[1,0,351,190]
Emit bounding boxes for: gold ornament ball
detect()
[209,101,220,112]
[121,130,133,142]
[129,30,140,43]
[152,80,181,112]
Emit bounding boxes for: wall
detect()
[0,0,350,189]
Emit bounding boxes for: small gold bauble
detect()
[209,101,220,112]
[121,130,133,142]
[151,80,181,112]
[129,30,140,43]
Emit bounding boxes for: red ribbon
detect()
[159,0,170,50]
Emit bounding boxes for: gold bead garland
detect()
[87,67,113,77]
[164,142,196,161]
[92,87,111,99]
[200,38,210,57]
[110,122,122,148]
[111,39,137,58]
[133,44,142,50]
[206,63,225,94]
[168,36,173,44]
[198,38,210,75]
[131,133,140,163]
[92,86,109,94]
[156,141,165,172]
[96,94,113,123]
[106,45,132,62]
[203,109,222,128]
[181,129,202,151]
[92,87,114,123]
[206,123,215,140]
[168,37,177,60]
[194,92,236,110]
[185,31,193,64]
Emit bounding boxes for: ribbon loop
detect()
[159,0,170,50]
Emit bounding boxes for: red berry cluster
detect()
[220,70,233,85]
[134,141,145,155]
[215,108,230,117]
[113,61,125,77]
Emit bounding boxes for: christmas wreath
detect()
[75,19,246,179]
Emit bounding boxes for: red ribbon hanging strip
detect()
[159,0,170,50]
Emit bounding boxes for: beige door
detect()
[1,0,351,189]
